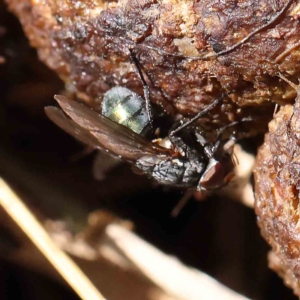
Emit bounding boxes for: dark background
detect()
[0,2,296,299]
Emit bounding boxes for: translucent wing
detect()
[46,95,168,161]
[92,151,120,181]
[45,107,101,148]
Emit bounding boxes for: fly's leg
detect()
[170,94,227,136]
[211,117,254,155]
[129,50,153,128]
[194,132,214,158]
[171,188,195,217]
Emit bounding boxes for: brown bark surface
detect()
[5,0,300,135]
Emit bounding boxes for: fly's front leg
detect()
[194,132,214,158]
[211,117,254,155]
[169,94,226,136]
[129,49,153,128]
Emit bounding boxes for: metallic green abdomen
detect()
[102,87,149,134]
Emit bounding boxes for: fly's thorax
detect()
[136,154,168,172]
[102,86,149,134]
[136,154,205,188]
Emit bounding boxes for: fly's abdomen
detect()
[102,86,149,134]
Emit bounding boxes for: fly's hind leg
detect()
[171,188,195,217]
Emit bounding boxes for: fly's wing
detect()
[45,106,121,178]
[45,107,101,148]
[92,151,120,181]
[47,95,168,161]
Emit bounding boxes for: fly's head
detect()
[198,140,236,192]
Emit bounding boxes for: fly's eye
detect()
[200,161,224,189]
[199,158,234,190]
[223,171,235,184]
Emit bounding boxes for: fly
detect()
[45,93,239,194]
[45,54,249,215]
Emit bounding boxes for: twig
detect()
[106,224,251,300]
[0,177,106,300]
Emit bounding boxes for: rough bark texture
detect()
[4,0,300,136]
[254,84,300,297]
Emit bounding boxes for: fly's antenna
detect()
[129,50,153,128]
[169,93,226,136]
